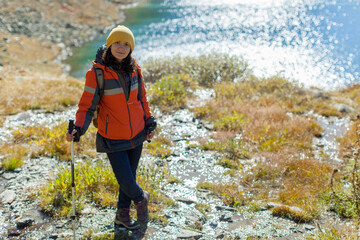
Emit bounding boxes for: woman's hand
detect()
[66,129,77,142]
[147,131,155,140]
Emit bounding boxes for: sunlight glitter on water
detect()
[133,0,360,90]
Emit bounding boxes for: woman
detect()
[66,25,156,230]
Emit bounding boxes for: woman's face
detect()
[110,41,131,61]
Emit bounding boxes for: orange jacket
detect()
[75,61,152,140]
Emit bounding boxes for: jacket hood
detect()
[92,60,107,71]
[95,44,107,64]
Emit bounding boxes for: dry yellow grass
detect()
[0,32,62,76]
[0,77,83,115]
[0,32,83,116]
[192,76,344,219]
[338,121,358,160]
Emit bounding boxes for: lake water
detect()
[66,0,360,90]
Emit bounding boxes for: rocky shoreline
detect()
[0,0,144,74]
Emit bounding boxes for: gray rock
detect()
[16,217,34,229]
[16,112,31,121]
[176,197,196,205]
[2,172,17,180]
[333,103,353,113]
[0,190,16,204]
[266,202,282,209]
[215,205,237,212]
[21,208,46,223]
[219,213,233,222]
[7,228,21,237]
[177,229,202,239]
[303,224,316,231]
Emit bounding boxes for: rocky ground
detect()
[0,105,354,239]
[0,0,358,239]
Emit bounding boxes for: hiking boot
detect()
[115,208,140,230]
[135,191,149,224]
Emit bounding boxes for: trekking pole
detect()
[68,120,76,240]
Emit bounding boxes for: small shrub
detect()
[1,156,24,171]
[197,182,246,207]
[149,74,188,112]
[0,144,28,170]
[214,111,248,131]
[195,203,211,217]
[272,206,313,223]
[144,134,172,159]
[216,157,240,170]
[143,54,250,87]
[200,137,249,161]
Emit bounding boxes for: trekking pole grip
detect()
[68,119,75,134]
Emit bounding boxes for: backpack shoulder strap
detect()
[135,66,142,101]
[135,66,146,120]
[94,66,105,97]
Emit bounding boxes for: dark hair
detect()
[102,47,134,74]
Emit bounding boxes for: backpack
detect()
[92,66,144,128]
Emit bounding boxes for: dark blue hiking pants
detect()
[107,144,144,209]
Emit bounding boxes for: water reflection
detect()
[67,0,360,90]
[131,0,360,90]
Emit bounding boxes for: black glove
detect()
[73,126,84,142]
[67,125,83,142]
[145,116,157,134]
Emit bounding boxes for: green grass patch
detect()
[1,156,24,171]
[148,74,191,112]
[39,161,116,217]
[200,137,249,161]
[0,144,29,171]
[144,133,172,159]
[195,202,211,217]
[216,157,241,170]
[12,121,98,161]
[38,160,174,219]
[197,182,247,207]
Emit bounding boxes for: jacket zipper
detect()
[113,69,134,139]
[105,114,109,135]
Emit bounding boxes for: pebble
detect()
[175,197,196,205]
[7,228,21,237]
[177,229,203,239]
[2,173,17,180]
[215,205,237,212]
[0,190,16,204]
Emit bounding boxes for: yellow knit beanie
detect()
[106,25,135,52]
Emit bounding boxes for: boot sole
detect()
[115,220,141,230]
